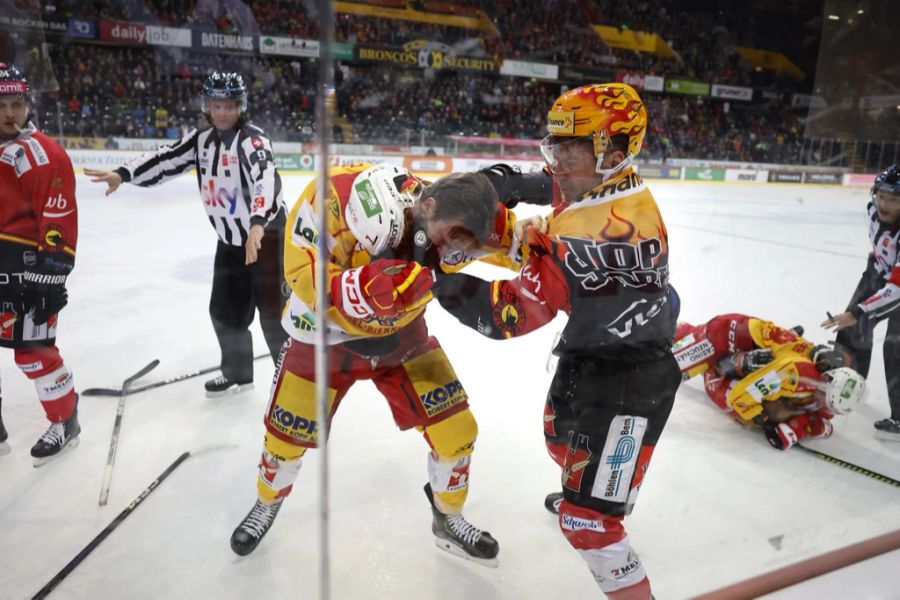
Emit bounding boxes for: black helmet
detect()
[0,63,30,97]
[201,71,247,113]
[874,164,900,195]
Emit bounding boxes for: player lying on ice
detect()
[230,162,540,567]
[673,314,867,450]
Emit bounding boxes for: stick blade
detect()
[123,359,161,391]
[81,388,123,397]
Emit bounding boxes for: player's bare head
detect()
[0,63,30,139]
[419,172,498,252]
[873,164,900,224]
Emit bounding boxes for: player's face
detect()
[425,217,479,256]
[540,136,600,202]
[0,94,28,140]
[874,189,900,224]
[206,98,240,130]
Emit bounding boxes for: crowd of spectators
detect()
[42,0,805,91]
[25,1,845,165]
[34,40,821,166]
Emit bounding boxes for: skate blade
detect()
[32,437,80,468]
[0,441,10,456]
[206,383,254,398]
[433,538,499,568]
[875,430,900,442]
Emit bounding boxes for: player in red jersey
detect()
[0,63,80,465]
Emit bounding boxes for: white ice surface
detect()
[1,175,898,599]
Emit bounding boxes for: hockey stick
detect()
[33,451,187,599]
[81,353,270,397]
[98,360,160,506]
[796,443,900,488]
[32,444,236,599]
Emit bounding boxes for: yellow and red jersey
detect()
[682,314,822,422]
[280,163,519,343]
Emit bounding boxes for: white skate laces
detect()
[446,513,485,546]
[37,422,66,447]
[242,500,281,538]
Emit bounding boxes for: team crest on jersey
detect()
[41,225,66,251]
[492,287,526,335]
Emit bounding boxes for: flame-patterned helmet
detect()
[545,83,647,160]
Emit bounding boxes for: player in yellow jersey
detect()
[674,314,867,449]
[434,83,680,600]
[230,162,524,565]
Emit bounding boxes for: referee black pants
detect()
[209,228,289,383]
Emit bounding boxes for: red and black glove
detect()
[332,258,433,319]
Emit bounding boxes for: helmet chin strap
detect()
[594,154,633,182]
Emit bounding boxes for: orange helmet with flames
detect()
[545,83,647,160]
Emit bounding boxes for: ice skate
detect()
[544,491,564,515]
[31,402,81,467]
[874,418,900,442]
[230,498,283,556]
[205,375,253,398]
[424,483,499,568]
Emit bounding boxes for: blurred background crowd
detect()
[3,0,898,170]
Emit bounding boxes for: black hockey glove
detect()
[808,344,849,372]
[479,163,554,208]
[20,263,69,326]
[717,348,774,379]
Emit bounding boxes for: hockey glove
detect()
[20,263,69,326]
[808,344,849,372]
[764,422,798,451]
[717,348,774,379]
[332,259,433,319]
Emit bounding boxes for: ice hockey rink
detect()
[1,172,898,599]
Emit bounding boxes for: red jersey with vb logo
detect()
[0,125,78,261]
[487,167,674,355]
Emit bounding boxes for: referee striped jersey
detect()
[856,201,900,319]
[114,124,285,246]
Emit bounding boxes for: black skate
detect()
[544,491,564,515]
[205,375,253,398]
[874,418,900,442]
[31,402,81,467]
[0,399,9,456]
[230,498,283,556]
[424,483,499,568]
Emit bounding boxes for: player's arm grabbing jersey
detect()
[281,164,428,343]
[852,201,900,319]
[435,168,675,357]
[0,124,78,267]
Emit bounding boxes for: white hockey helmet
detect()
[345,164,422,255]
[820,367,867,415]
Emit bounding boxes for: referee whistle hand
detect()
[245,225,265,265]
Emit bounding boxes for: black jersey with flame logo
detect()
[435,167,677,359]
